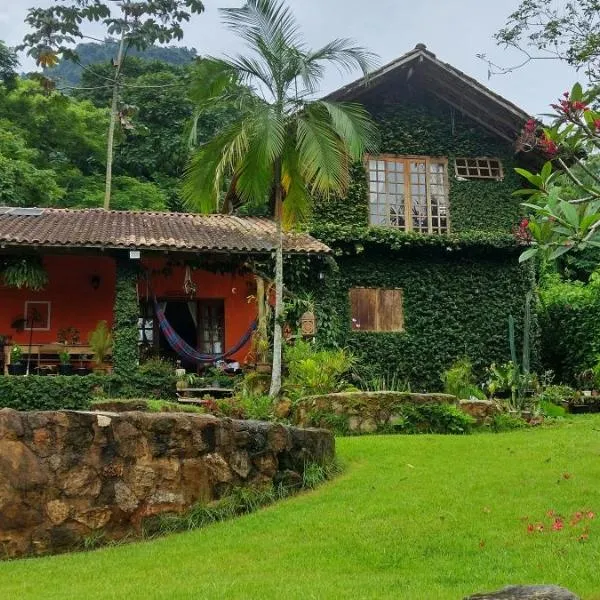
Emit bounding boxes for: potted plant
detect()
[58,350,73,375]
[8,345,25,375]
[88,321,113,374]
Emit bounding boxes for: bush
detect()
[540,400,567,418]
[538,384,577,406]
[488,412,528,432]
[284,340,356,400]
[394,403,475,435]
[0,368,177,411]
[441,358,485,400]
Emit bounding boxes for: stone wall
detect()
[0,409,334,559]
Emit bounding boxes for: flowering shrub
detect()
[515,83,600,262]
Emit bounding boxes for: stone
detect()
[62,466,100,498]
[0,409,24,440]
[113,481,139,513]
[460,399,500,425]
[274,399,292,419]
[46,500,70,525]
[204,453,233,483]
[230,451,251,478]
[72,507,111,530]
[0,440,48,490]
[253,454,278,477]
[465,585,580,600]
[127,465,156,498]
[96,414,112,428]
[360,418,378,434]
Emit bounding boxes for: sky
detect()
[0,0,580,117]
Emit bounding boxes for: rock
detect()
[96,414,112,428]
[113,481,139,513]
[0,440,48,490]
[62,466,100,498]
[46,500,70,525]
[274,399,292,419]
[460,399,500,425]
[230,450,251,478]
[204,453,233,483]
[0,409,24,440]
[464,585,580,600]
[72,507,111,530]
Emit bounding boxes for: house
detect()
[0,208,329,374]
[308,44,539,389]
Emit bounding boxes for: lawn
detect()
[2,418,600,599]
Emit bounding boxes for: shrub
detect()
[395,403,475,435]
[441,358,485,399]
[488,412,528,432]
[0,368,177,411]
[540,400,567,418]
[538,384,577,406]
[236,393,274,421]
[284,340,356,400]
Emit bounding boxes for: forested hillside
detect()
[0,40,235,212]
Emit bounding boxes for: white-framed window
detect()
[367,155,449,234]
[454,157,504,180]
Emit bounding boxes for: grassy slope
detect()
[2,418,600,599]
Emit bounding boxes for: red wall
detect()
[141,259,258,363]
[0,255,116,346]
[0,255,258,364]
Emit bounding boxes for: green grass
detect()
[3,417,600,599]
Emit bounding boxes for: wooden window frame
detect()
[366,154,450,234]
[454,157,504,180]
[349,287,404,333]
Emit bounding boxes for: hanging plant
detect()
[2,257,48,291]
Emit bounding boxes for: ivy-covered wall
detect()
[312,98,524,232]
[306,93,537,390]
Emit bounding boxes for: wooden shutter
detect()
[349,288,404,332]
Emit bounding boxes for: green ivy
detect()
[113,259,140,376]
[312,100,524,233]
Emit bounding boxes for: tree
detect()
[19,0,204,209]
[492,1,600,82]
[515,83,600,263]
[182,0,378,397]
[0,41,18,89]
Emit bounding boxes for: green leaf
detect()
[540,161,553,181]
[514,168,543,188]
[571,82,583,102]
[519,248,539,263]
[559,200,580,229]
[549,245,573,260]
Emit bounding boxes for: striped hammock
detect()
[153,298,257,364]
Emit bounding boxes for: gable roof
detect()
[325,44,531,143]
[0,208,330,255]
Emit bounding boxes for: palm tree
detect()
[183,0,378,397]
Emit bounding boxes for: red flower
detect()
[539,133,559,156]
[571,100,588,111]
[524,119,537,133]
[552,518,564,531]
[521,218,530,228]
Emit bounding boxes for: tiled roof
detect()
[0,208,330,254]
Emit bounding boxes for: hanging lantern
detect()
[300,311,316,338]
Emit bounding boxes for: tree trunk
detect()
[103,34,126,211]
[269,163,284,398]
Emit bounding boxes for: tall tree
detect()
[0,41,18,89]
[183,0,378,396]
[491,0,600,82]
[19,0,204,209]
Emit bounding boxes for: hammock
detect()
[153,298,257,364]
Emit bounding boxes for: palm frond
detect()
[282,142,312,228]
[316,101,380,159]
[188,58,239,108]
[296,105,348,197]
[305,39,379,77]
[183,120,250,213]
[220,0,303,56]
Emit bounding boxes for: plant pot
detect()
[8,362,25,375]
[58,364,74,376]
[75,367,91,376]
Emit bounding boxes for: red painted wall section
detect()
[0,255,116,346]
[141,259,258,363]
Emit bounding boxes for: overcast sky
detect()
[0,0,579,116]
